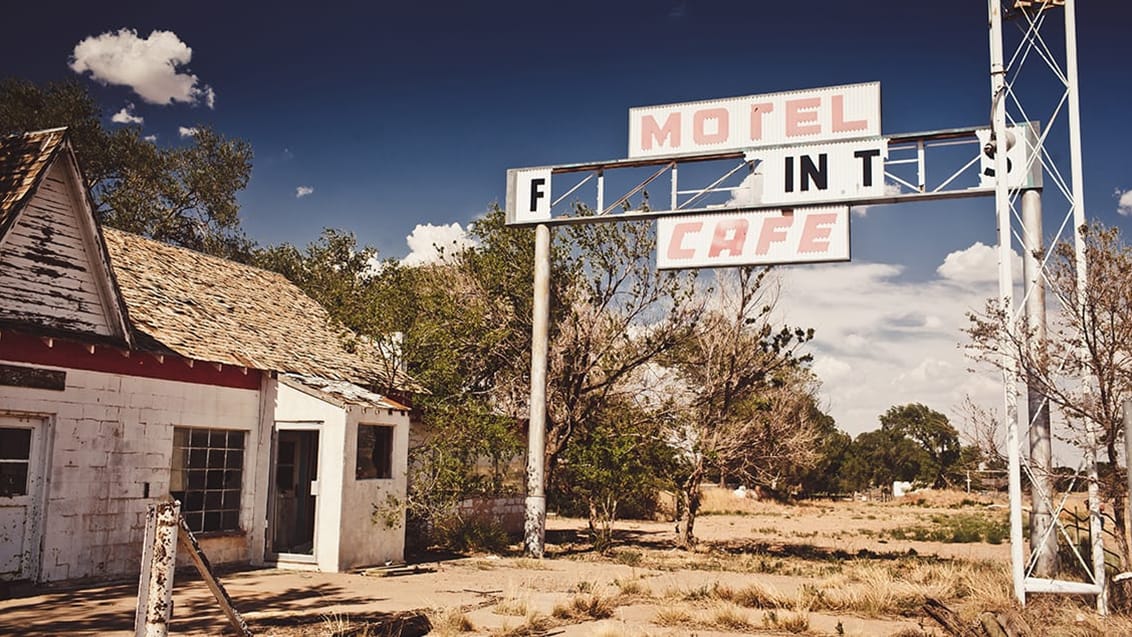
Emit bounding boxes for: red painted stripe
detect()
[0,330,262,390]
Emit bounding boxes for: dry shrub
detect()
[729,581,789,609]
[763,609,810,633]
[429,608,475,635]
[707,602,754,631]
[615,578,649,596]
[493,587,531,617]
[551,593,615,620]
[653,607,694,626]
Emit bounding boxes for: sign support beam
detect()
[523,223,550,558]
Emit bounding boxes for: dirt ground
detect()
[0,491,1106,636]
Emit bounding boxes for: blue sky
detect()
[3,1,1130,438]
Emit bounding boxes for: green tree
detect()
[0,78,254,260]
[879,403,962,488]
[839,428,926,492]
[555,398,674,551]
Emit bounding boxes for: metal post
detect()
[1023,189,1058,577]
[135,500,180,637]
[523,223,550,558]
[1125,400,1132,568]
[1064,0,1106,614]
[989,0,1026,606]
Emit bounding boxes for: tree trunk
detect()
[676,470,703,549]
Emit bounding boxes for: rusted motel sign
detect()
[509,81,1037,268]
[505,81,1039,557]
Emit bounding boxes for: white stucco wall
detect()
[0,364,263,582]
[271,382,345,573]
[339,407,409,570]
[272,382,408,572]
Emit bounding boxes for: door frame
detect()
[266,421,322,564]
[0,412,53,582]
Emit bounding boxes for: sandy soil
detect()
[0,493,1026,636]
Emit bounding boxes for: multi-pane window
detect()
[170,427,245,533]
[356,425,394,480]
[0,427,31,497]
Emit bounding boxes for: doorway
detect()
[270,428,320,557]
[0,414,47,581]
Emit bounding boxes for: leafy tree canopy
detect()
[0,78,254,261]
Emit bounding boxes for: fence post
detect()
[135,500,180,637]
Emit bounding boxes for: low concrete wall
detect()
[457,497,524,535]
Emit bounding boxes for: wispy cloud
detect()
[143,134,157,143]
[69,28,215,108]
[295,186,314,198]
[178,126,199,138]
[1116,188,1132,216]
[110,103,143,125]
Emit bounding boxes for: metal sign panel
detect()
[506,167,553,224]
[629,82,880,159]
[976,123,1043,190]
[758,139,889,206]
[656,206,850,270]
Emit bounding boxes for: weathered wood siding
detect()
[0,159,113,337]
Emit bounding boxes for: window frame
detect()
[355,424,395,480]
[170,426,246,535]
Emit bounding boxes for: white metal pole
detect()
[523,223,551,558]
[989,0,1026,605]
[135,500,180,637]
[1023,189,1058,577]
[1064,0,1106,614]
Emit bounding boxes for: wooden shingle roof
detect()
[103,227,416,391]
[0,128,68,242]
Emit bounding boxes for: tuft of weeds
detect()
[763,609,810,634]
[614,578,648,596]
[551,593,616,620]
[707,602,753,631]
[653,607,694,627]
[611,549,643,567]
[428,608,475,635]
[510,558,550,570]
[572,580,594,593]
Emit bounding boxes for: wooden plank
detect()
[923,598,982,637]
[0,261,101,295]
[176,518,253,637]
[0,281,106,316]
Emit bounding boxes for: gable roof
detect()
[0,128,132,345]
[102,227,417,391]
[0,128,68,242]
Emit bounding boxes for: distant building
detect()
[0,128,414,583]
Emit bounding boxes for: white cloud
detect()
[69,29,215,108]
[937,242,1022,285]
[110,103,143,125]
[401,223,476,267]
[1117,189,1132,216]
[178,126,199,138]
[143,134,157,143]
[295,186,314,198]
[853,182,903,217]
[778,249,1006,437]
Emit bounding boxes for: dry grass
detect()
[428,608,475,635]
[490,613,552,637]
[551,593,616,620]
[493,586,532,617]
[614,578,649,597]
[652,607,694,626]
[706,602,755,631]
[762,608,811,633]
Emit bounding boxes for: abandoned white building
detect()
[0,128,413,583]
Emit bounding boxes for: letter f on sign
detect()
[529,178,546,213]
